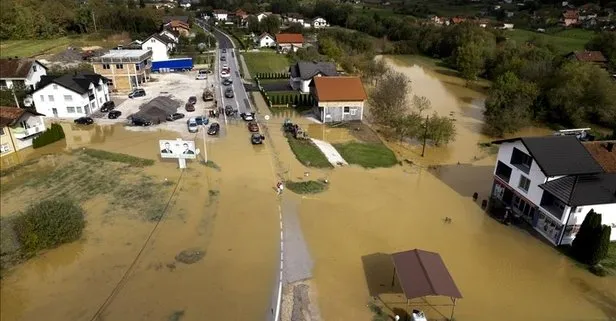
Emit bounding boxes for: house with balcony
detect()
[0,58,48,91]
[90,49,152,92]
[490,135,616,246]
[31,73,111,118]
[289,61,338,93]
[0,106,46,158]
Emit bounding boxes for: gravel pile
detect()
[51,48,83,62]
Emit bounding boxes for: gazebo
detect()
[390,249,463,320]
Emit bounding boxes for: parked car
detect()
[222,63,229,69]
[185,102,195,112]
[196,69,208,80]
[207,123,220,135]
[222,49,226,53]
[131,117,151,126]
[224,105,237,116]
[74,117,94,125]
[100,101,115,112]
[224,88,234,98]
[108,110,122,119]
[222,78,232,86]
[187,118,199,133]
[251,133,265,145]
[195,116,209,125]
[188,96,197,105]
[128,88,146,98]
[240,112,255,121]
[220,55,226,61]
[166,113,185,121]
[220,69,230,77]
[247,121,259,132]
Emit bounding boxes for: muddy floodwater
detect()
[1,58,615,321]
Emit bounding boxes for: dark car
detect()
[128,88,146,98]
[224,88,234,98]
[131,117,151,126]
[188,96,197,105]
[185,102,195,112]
[251,133,265,145]
[222,78,232,86]
[166,113,185,121]
[195,116,209,125]
[207,122,220,135]
[247,121,259,132]
[222,48,226,53]
[108,110,122,119]
[240,112,255,121]
[100,101,116,112]
[224,105,237,116]
[220,55,226,61]
[74,117,94,125]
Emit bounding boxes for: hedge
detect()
[13,198,86,257]
[255,73,290,79]
[270,93,315,107]
[33,123,65,149]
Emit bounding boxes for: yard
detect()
[334,141,398,168]
[286,136,333,168]
[0,33,131,58]
[507,28,595,53]
[243,52,290,75]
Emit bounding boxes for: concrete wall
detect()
[319,100,364,122]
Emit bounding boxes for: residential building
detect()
[490,136,616,246]
[160,28,180,43]
[142,33,176,61]
[428,15,444,25]
[311,76,367,123]
[566,50,608,68]
[289,61,338,93]
[179,0,191,8]
[0,58,48,91]
[90,50,152,92]
[0,107,46,162]
[584,141,616,173]
[497,23,515,30]
[164,20,190,36]
[256,33,275,48]
[256,12,273,22]
[213,9,229,21]
[312,17,329,28]
[561,10,579,26]
[276,33,304,53]
[285,13,312,28]
[450,17,466,25]
[32,73,110,118]
[163,16,189,24]
[235,9,249,21]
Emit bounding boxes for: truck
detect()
[202,88,214,101]
[152,58,194,73]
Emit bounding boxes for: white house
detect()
[142,34,175,62]
[32,73,111,118]
[0,58,48,91]
[289,61,338,93]
[160,29,180,44]
[256,12,272,22]
[256,33,275,48]
[312,17,329,28]
[213,10,228,21]
[0,107,46,152]
[285,14,312,28]
[491,135,616,246]
[179,1,191,8]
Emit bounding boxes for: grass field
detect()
[507,28,594,53]
[0,33,131,58]
[243,52,290,75]
[287,136,333,168]
[333,142,398,168]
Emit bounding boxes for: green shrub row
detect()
[81,148,155,167]
[32,123,65,149]
[13,199,86,257]
[270,93,315,106]
[256,73,290,79]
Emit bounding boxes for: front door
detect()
[52,108,58,117]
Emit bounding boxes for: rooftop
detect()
[539,173,616,206]
[568,50,607,63]
[313,76,367,102]
[0,58,46,79]
[91,50,152,63]
[290,61,338,80]
[491,136,605,176]
[34,73,109,95]
[0,107,44,127]
[275,33,304,44]
[583,141,616,173]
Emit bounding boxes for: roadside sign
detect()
[159,140,197,160]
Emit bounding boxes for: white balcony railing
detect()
[12,125,45,139]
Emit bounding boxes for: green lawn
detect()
[0,33,129,58]
[287,136,333,168]
[333,142,398,168]
[507,29,595,53]
[243,52,290,75]
[285,180,328,194]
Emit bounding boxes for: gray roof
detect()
[492,136,604,176]
[133,96,181,122]
[289,61,338,80]
[145,33,174,45]
[33,73,108,95]
[539,173,616,206]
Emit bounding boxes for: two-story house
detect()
[312,17,329,28]
[160,28,180,44]
[276,33,304,53]
[32,73,111,118]
[0,58,48,91]
[164,20,191,37]
[289,61,338,93]
[90,49,152,92]
[142,34,176,62]
[311,76,367,123]
[255,33,276,48]
[0,107,46,165]
[490,136,616,246]
[213,9,229,21]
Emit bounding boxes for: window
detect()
[48,95,54,102]
[0,127,4,136]
[40,95,45,102]
[151,39,155,43]
[0,80,7,88]
[67,107,75,113]
[343,106,350,113]
[350,108,357,116]
[136,64,140,71]
[76,106,83,113]
[99,98,103,103]
[511,148,532,174]
[116,64,124,69]
[33,65,37,72]
[20,121,29,129]
[64,95,72,102]
[103,64,111,70]
[518,175,531,192]
[107,80,114,87]
[0,143,10,154]
[53,84,58,90]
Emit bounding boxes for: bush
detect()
[589,264,609,277]
[572,210,602,264]
[591,225,612,265]
[13,199,85,257]
[32,123,65,149]
[285,180,328,194]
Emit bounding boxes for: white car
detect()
[220,69,230,78]
[222,63,229,69]
[196,69,208,80]
[187,118,199,133]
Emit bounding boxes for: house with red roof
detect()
[561,9,579,26]
[566,50,608,68]
[275,33,304,53]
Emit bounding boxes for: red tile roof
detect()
[571,50,607,63]
[313,76,367,102]
[167,20,190,30]
[451,17,466,24]
[275,33,304,44]
[562,10,579,19]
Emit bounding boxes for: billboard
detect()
[159,140,197,159]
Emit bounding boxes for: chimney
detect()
[607,142,614,152]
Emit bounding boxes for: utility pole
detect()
[421,114,429,157]
[202,125,208,163]
[91,10,98,33]
[12,89,20,108]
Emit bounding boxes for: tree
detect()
[586,31,616,69]
[484,72,538,136]
[318,37,343,61]
[412,95,431,115]
[247,15,260,34]
[368,70,410,125]
[286,22,304,34]
[139,0,145,8]
[391,113,422,141]
[593,225,612,265]
[572,210,602,264]
[261,15,281,35]
[363,58,388,85]
[426,113,456,146]
[454,41,485,81]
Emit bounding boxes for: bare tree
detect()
[369,70,410,126]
